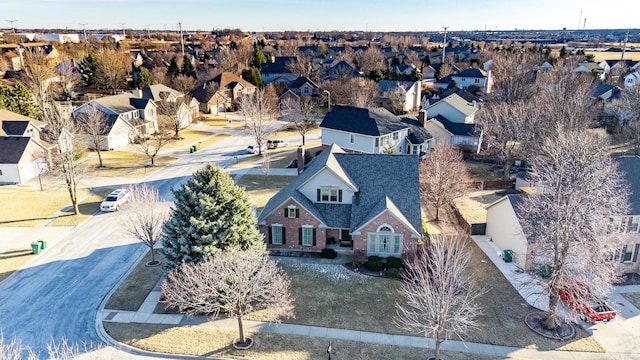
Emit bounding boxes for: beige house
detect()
[190,72,256,114]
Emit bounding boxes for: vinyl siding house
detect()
[190,72,256,114]
[320,105,432,156]
[258,144,422,260]
[72,93,158,150]
[485,156,640,274]
[0,109,54,184]
[378,80,422,112]
[423,93,482,153]
[450,68,493,94]
[137,84,199,128]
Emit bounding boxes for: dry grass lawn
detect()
[236,175,296,213]
[466,161,502,181]
[0,187,93,227]
[47,188,114,226]
[105,250,165,311]
[104,323,508,360]
[166,129,216,150]
[200,115,241,128]
[228,142,321,170]
[585,51,640,61]
[0,248,36,283]
[453,189,519,224]
[621,293,640,310]
[84,152,178,178]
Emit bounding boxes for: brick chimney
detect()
[417,110,428,127]
[297,145,305,174]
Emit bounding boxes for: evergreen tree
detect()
[161,163,263,269]
[0,82,40,118]
[560,46,568,58]
[79,50,98,86]
[167,57,180,78]
[242,67,264,88]
[368,69,385,82]
[252,43,267,69]
[181,54,197,79]
[137,66,153,88]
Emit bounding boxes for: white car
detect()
[247,144,266,154]
[100,189,130,212]
[266,139,289,149]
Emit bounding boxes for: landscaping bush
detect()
[365,256,383,271]
[386,267,402,279]
[320,248,338,259]
[385,257,403,269]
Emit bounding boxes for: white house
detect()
[72,93,158,150]
[623,71,640,88]
[450,68,493,94]
[423,92,482,153]
[378,80,422,112]
[320,105,432,157]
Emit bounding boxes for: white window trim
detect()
[301,225,314,246]
[287,206,298,219]
[367,229,402,257]
[271,224,283,245]
[622,244,636,263]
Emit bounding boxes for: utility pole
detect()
[5,19,18,33]
[80,23,88,41]
[577,10,583,30]
[621,29,630,60]
[178,22,184,55]
[120,23,126,39]
[163,24,167,40]
[442,26,448,63]
[146,25,150,39]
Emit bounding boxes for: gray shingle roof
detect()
[452,68,487,78]
[378,80,414,92]
[320,106,408,136]
[433,115,478,136]
[1,121,29,136]
[0,137,30,163]
[258,144,422,237]
[142,84,183,101]
[261,56,297,74]
[616,156,640,215]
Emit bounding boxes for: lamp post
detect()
[323,90,331,111]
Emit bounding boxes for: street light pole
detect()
[323,90,331,111]
[442,26,448,63]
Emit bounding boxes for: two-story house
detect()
[258,144,422,260]
[72,93,158,150]
[450,67,492,94]
[320,105,432,156]
[190,72,256,114]
[423,92,482,153]
[137,84,200,128]
[0,109,55,184]
[377,80,422,113]
[261,56,299,85]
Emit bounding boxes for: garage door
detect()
[108,134,129,150]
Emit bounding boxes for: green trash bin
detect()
[38,239,46,250]
[31,242,41,255]
[503,249,513,263]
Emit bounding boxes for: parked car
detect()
[558,282,617,322]
[247,144,266,154]
[266,139,289,149]
[100,189,130,212]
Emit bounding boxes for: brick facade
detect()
[354,211,418,261]
[259,199,327,252]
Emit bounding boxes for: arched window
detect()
[368,225,402,257]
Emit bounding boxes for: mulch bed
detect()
[524,311,576,341]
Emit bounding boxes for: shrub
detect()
[386,267,402,279]
[320,248,338,259]
[386,257,403,269]
[365,256,383,271]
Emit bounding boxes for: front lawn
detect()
[0,248,36,283]
[84,151,178,178]
[0,187,93,227]
[47,188,114,226]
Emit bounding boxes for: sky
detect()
[2,0,638,33]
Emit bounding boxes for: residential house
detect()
[137,84,199,127]
[423,92,482,153]
[450,67,492,94]
[485,156,640,274]
[325,60,360,80]
[0,109,54,184]
[574,61,605,80]
[189,72,256,114]
[377,80,422,113]
[72,93,158,150]
[287,76,320,96]
[320,105,432,156]
[258,144,422,260]
[3,51,22,71]
[261,56,298,84]
[623,71,640,88]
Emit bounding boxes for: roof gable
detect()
[320,105,408,136]
[0,136,31,163]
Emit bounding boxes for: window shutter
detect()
[282,227,286,244]
[299,228,303,245]
[621,246,626,263]
[268,226,272,244]
[312,228,317,246]
[634,244,640,262]
[338,189,343,202]
[284,208,289,217]
[295,208,300,218]
[317,189,321,202]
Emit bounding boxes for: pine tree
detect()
[167,57,180,78]
[79,50,98,86]
[161,163,263,269]
[0,82,40,119]
[241,67,264,88]
[137,66,153,88]
[180,55,197,79]
[252,43,267,69]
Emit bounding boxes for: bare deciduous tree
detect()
[608,87,640,154]
[476,100,537,179]
[238,88,279,155]
[170,74,198,94]
[355,46,385,74]
[75,103,108,167]
[20,49,56,113]
[280,95,320,145]
[0,334,37,360]
[518,128,629,329]
[395,233,483,360]
[161,245,294,346]
[486,50,540,102]
[136,118,172,166]
[420,142,471,221]
[156,99,189,138]
[94,49,129,93]
[121,184,168,265]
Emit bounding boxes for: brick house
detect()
[257,144,423,260]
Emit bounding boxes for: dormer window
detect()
[317,187,342,203]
